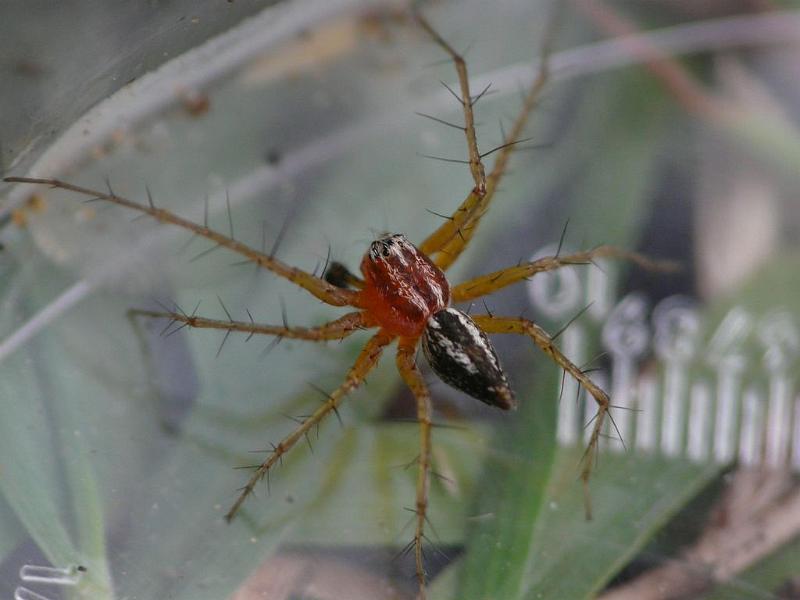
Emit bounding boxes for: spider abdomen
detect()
[359,234,450,336]
[422,308,516,410]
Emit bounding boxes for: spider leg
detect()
[414,14,487,197]
[129,309,371,341]
[451,246,679,303]
[415,10,557,271]
[470,314,608,520]
[395,337,432,600]
[3,177,358,307]
[225,329,393,523]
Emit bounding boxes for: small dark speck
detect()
[265,149,282,165]
[76,565,88,573]
[285,494,294,504]
[181,92,210,117]
[13,60,45,78]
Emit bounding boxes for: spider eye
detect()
[369,235,400,260]
[422,308,516,410]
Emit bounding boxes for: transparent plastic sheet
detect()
[1,1,800,599]
[0,0,286,183]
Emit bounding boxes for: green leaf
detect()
[0,356,77,567]
[0,502,24,566]
[526,451,719,598]
[289,421,490,546]
[0,260,114,598]
[456,363,560,598]
[455,65,674,599]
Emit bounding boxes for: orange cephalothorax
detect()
[358,234,450,337]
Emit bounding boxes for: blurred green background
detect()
[1,1,799,599]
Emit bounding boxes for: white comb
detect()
[527,247,800,471]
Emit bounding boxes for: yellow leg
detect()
[129,309,370,341]
[414,14,487,196]
[396,337,433,600]
[471,314,609,520]
[415,13,556,271]
[451,246,679,303]
[225,330,393,522]
[4,177,358,307]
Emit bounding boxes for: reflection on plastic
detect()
[527,247,800,472]
[15,588,51,600]
[14,564,85,600]
[19,564,82,585]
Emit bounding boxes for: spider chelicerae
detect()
[5,9,670,599]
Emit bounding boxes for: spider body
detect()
[358,233,449,336]
[422,307,516,409]
[357,233,514,407]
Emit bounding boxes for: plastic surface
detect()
[1,1,800,599]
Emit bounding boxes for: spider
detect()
[4,9,670,599]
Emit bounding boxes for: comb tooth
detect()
[661,372,686,458]
[765,377,792,468]
[792,397,800,471]
[686,382,712,463]
[738,387,764,467]
[636,374,658,454]
[713,375,740,465]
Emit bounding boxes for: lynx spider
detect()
[5,8,672,599]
